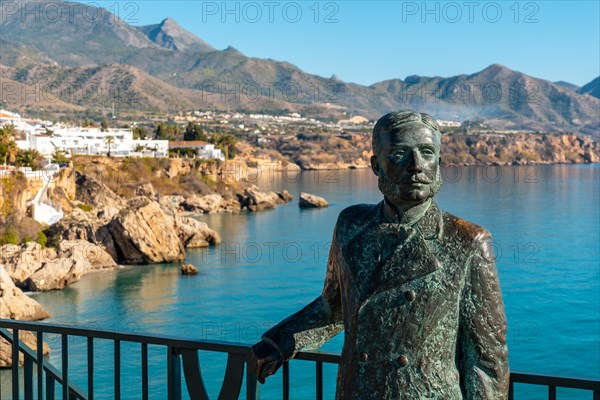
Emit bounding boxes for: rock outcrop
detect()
[46,208,119,261]
[28,240,116,291]
[238,186,279,212]
[277,190,293,203]
[75,172,125,220]
[0,242,43,288]
[0,266,50,320]
[299,192,329,208]
[159,195,186,211]
[181,194,224,214]
[176,216,221,248]
[236,186,293,212]
[0,265,52,367]
[108,197,185,264]
[180,263,198,275]
[135,182,156,198]
[0,240,116,292]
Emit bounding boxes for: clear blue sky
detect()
[97,0,599,86]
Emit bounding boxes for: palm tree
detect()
[214,134,238,159]
[0,124,19,164]
[104,136,115,157]
[15,149,45,170]
[0,124,16,143]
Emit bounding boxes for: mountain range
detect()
[0,0,598,134]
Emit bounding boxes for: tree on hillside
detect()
[100,120,109,132]
[0,124,17,142]
[184,122,207,141]
[154,122,180,140]
[0,125,19,164]
[15,149,45,170]
[0,141,19,164]
[211,133,238,159]
[51,150,70,164]
[104,136,115,157]
[132,126,148,139]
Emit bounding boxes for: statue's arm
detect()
[260,228,344,361]
[459,232,510,399]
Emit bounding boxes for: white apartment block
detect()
[2,109,226,160]
[26,127,169,158]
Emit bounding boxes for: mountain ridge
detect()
[0,2,598,134]
[135,18,215,53]
[578,77,600,99]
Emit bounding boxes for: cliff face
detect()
[0,164,76,218]
[441,133,598,166]
[0,174,42,217]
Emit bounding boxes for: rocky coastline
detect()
[0,158,298,366]
[252,131,599,171]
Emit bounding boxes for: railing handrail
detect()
[1,318,599,399]
[0,318,251,355]
[509,371,600,391]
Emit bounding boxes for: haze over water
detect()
[7,164,599,399]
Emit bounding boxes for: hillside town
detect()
[0,109,224,160]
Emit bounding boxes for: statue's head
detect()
[371,111,442,210]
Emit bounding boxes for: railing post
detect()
[316,361,323,400]
[114,340,121,400]
[282,362,289,400]
[24,354,34,400]
[88,337,94,400]
[168,346,182,400]
[246,353,259,400]
[37,331,44,399]
[46,374,56,400]
[12,329,19,400]
[548,385,556,400]
[142,343,149,400]
[62,334,69,400]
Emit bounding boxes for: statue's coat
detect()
[263,200,509,399]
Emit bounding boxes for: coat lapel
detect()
[361,202,444,299]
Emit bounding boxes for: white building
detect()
[437,120,462,127]
[26,127,168,157]
[168,141,225,160]
[2,109,218,160]
[1,109,43,146]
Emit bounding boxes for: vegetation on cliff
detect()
[72,156,241,199]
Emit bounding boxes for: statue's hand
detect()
[251,339,283,384]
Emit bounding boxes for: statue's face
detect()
[372,125,441,208]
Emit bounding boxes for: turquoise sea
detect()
[2,164,599,399]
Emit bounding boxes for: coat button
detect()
[398,355,409,366]
[359,352,369,362]
[404,290,416,302]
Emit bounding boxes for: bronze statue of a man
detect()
[252,111,509,399]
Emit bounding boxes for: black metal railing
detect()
[1,318,599,400]
[0,319,258,400]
